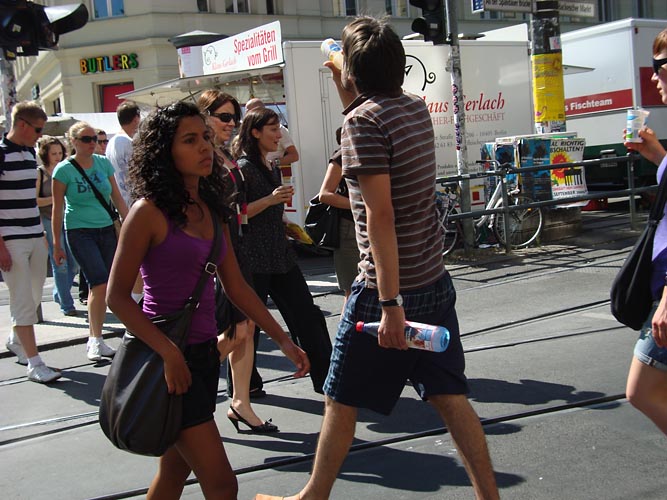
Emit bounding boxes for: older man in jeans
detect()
[1,101,61,383]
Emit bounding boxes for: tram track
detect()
[85,392,627,500]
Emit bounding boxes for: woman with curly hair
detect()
[52,122,128,361]
[105,101,309,499]
[36,136,79,316]
[197,90,278,433]
[234,107,332,397]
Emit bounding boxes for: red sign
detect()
[564,89,633,116]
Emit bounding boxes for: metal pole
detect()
[0,54,18,131]
[444,0,474,252]
[530,1,566,134]
[627,153,638,230]
[499,169,512,254]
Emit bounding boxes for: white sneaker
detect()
[6,339,28,366]
[87,338,116,361]
[27,364,62,384]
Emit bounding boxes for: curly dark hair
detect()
[128,101,230,227]
[232,107,280,167]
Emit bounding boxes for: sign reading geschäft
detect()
[202,21,283,75]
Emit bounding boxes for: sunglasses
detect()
[18,117,43,134]
[653,57,667,75]
[77,135,98,144]
[98,139,109,145]
[209,112,236,123]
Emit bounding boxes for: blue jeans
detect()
[42,215,78,313]
[66,225,117,288]
[634,301,667,372]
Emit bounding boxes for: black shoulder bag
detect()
[99,216,222,456]
[610,169,667,330]
[69,157,121,235]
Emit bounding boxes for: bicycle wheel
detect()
[442,207,459,256]
[494,195,543,248]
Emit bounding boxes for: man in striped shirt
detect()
[1,101,61,383]
[256,16,498,500]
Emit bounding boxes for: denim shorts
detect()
[181,338,221,429]
[634,302,667,372]
[66,225,117,287]
[324,272,468,415]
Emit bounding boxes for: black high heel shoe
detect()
[227,405,279,433]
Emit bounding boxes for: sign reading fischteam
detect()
[202,21,283,75]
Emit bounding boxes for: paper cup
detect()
[626,108,650,143]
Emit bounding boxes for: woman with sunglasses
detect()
[106,101,308,498]
[36,136,79,317]
[624,27,667,436]
[233,107,333,400]
[197,90,279,432]
[51,122,128,361]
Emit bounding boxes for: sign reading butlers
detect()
[400,41,533,180]
[202,21,283,75]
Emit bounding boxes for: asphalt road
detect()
[1,206,665,500]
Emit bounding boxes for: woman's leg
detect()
[626,356,667,435]
[228,320,266,426]
[173,420,238,499]
[88,283,107,337]
[147,446,192,500]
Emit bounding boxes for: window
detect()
[334,0,357,16]
[99,82,134,112]
[226,0,250,13]
[385,0,408,17]
[93,0,124,19]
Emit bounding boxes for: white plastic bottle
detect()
[321,38,344,71]
[356,320,450,352]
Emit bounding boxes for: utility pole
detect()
[442,0,473,251]
[0,54,17,130]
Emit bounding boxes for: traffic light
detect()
[1,1,88,60]
[409,0,447,45]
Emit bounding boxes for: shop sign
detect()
[202,21,282,75]
[80,53,139,74]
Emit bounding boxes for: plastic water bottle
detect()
[321,38,344,71]
[356,320,450,352]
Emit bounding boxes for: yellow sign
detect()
[531,53,565,123]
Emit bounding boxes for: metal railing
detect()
[436,153,650,253]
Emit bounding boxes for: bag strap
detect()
[649,161,667,223]
[69,157,119,221]
[186,212,222,307]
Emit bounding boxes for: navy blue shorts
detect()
[181,338,221,429]
[66,225,116,287]
[324,273,468,415]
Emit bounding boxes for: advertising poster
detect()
[550,138,588,206]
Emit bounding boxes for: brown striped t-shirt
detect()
[341,92,445,290]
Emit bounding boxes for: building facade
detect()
[8,0,667,115]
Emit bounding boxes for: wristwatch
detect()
[379,294,403,308]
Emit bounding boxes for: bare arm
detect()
[625,127,667,166]
[217,223,310,377]
[280,145,299,165]
[323,61,357,108]
[247,185,293,218]
[319,160,350,210]
[51,179,67,266]
[106,200,192,395]
[357,173,407,350]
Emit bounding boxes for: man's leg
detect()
[430,394,499,500]
[297,397,357,500]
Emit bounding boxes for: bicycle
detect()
[436,165,544,255]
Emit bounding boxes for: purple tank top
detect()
[141,218,227,345]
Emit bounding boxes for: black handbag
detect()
[99,216,222,456]
[610,170,667,330]
[304,195,340,249]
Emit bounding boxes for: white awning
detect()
[117,66,285,107]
